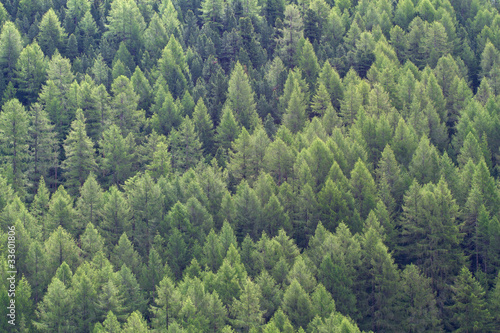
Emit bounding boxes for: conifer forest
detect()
[2,0,500,331]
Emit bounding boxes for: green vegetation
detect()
[1,0,500,331]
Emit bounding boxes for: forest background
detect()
[0,0,500,331]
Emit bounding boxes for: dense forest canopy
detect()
[0,0,500,331]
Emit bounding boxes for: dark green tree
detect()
[38,9,67,57]
[450,267,493,332]
[397,264,441,332]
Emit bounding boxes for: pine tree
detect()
[226,62,260,132]
[62,109,97,194]
[0,98,29,195]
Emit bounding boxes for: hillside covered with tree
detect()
[0,0,500,331]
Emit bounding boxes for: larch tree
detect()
[151,275,181,331]
[216,105,241,154]
[39,52,75,142]
[397,264,441,332]
[62,109,97,194]
[0,21,23,84]
[169,116,203,172]
[100,186,131,246]
[450,267,493,332]
[99,124,135,187]
[277,5,304,67]
[226,61,260,132]
[34,278,74,332]
[281,279,313,329]
[37,9,67,57]
[124,172,163,256]
[76,173,104,228]
[64,0,90,35]
[105,0,146,57]
[350,159,377,220]
[231,278,264,332]
[356,222,400,333]
[158,35,190,99]
[27,103,59,191]
[228,127,253,183]
[0,98,29,196]
[110,75,145,137]
[283,84,307,134]
[193,98,215,156]
[340,81,363,126]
